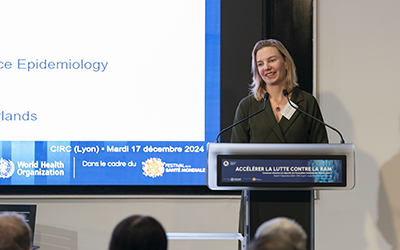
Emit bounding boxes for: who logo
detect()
[0,158,15,178]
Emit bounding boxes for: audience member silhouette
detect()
[247,234,297,250]
[0,212,32,250]
[109,215,167,250]
[254,217,307,250]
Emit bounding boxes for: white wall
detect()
[316,0,400,249]
[3,1,400,250]
[1,196,240,250]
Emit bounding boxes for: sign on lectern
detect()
[207,143,355,191]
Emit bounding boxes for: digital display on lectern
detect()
[217,155,347,187]
[0,0,220,190]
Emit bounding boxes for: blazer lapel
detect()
[279,88,304,135]
[262,99,287,142]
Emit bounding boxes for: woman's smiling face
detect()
[256,46,287,87]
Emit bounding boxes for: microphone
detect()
[282,89,345,143]
[215,92,269,143]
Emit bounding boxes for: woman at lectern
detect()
[231,39,328,249]
[230,39,328,143]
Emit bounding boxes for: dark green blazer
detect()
[230,88,328,143]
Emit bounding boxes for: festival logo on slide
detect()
[0,158,15,178]
[142,158,165,178]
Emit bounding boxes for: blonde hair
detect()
[250,39,299,101]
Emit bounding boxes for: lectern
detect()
[207,143,355,250]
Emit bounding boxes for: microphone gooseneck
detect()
[215,92,269,143]
[283,89,345,143]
